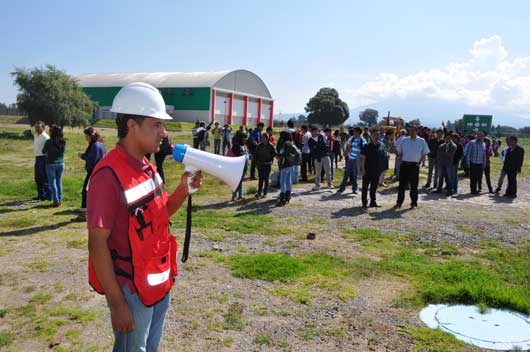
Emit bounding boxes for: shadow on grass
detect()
[0,221,71,237]
[368,207,411,220]
[53,209,80,216]
[330,206,365,219]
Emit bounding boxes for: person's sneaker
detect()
[312,185,321,191]
[393,203,402,209]
[328,185,335,189]
[369,203,381,208]
[254,193,262,198]
[237,196,244,200]
[422,183,430,188]
[262,194,267,198]
[361,204,368,209]
[410,204,417,209]
[336,188,344,194]
[352,190,358,194]
[494,187,501,194]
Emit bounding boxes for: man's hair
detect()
[257,122,265,128]
[287,120,294,128]
[508,135,518,142]
[34,120,45,127]
[301,125,308,131]
[116,113,146,139]
[371,128,379,134]
[353,127,362,133]
[324,128,331,133]
[266,126,273,132]
[310,125,318,132]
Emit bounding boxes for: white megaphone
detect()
[172,144,247,192]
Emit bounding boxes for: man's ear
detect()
[127,118,137,135]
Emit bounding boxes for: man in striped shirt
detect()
[466,132,486,195]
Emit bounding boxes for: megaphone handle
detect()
[181,195,192,263]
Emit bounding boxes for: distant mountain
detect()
[276,97,530,128]
[348,97,530,128]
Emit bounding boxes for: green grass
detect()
[401,326,465,352]
[0,332,14,347]
[172,209,290,237]
[229,253,372,303]
[253,335,270,345]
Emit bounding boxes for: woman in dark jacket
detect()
[254,134,277,198]
[42,125,66,207]
[231,134,248,201]
[277,131,301,206]
[75,127,105,220]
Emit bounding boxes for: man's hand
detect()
[110,301,134,333]
[168,171,203,216]
[177,171,203,195]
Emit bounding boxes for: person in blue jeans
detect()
[337,127,366,194]
[231,134,248,201]
[277,132,301,206]
[254,134,277,198]
[74,127,106,221]
[42,125,66,207]
[33,121,51,201]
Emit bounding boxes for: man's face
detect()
[476,132,484,142]
[445,135,451,143]
[452,136,459,144]
[353,131,361,137]
[130,118,166,154]
[310,130,318,138]
[259,125,264,131]
[409,129,417,138]
[34,123,44,135]
[436,131,443,139]
[372,131,379,141]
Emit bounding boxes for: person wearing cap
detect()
[87,82,202,351]
[395,126,429,209]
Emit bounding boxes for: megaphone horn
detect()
[172,144,247,192]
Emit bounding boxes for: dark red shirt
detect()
[87,144,153,294]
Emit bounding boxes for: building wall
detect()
[83,86,211,117]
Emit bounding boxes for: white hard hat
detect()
[110,82,172,120]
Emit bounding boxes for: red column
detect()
[257,97,262,125]
[269,100,274,127]
[210,89,216,122]
[243,96,248,126]
[228,93,233,125]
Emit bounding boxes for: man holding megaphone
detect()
[87,82,203,351]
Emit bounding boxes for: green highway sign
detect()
[462,114,492,133]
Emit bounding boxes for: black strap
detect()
[127,187,164,213]
[181,195,192,263]
[115,267,133,280]
[110,249,132,262]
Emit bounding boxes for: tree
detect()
[297,114,307,122]
[11,65,95,127]
[359,109,378,126]
[305,88,349,126]
[408,118,421,126]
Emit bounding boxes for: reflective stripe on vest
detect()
[124,173,163,204]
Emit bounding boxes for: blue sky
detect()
[2,0,530,119]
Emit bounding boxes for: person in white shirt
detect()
[393,129,407,180]
[33,121,51,201]
[395,126,430,209]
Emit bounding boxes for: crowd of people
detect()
[191,120,525,208]
[25,82,526,351]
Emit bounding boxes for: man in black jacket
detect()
[308,126,332,190]
[424,129,444,188]
[361,129,388,208]
[502,136,525,198]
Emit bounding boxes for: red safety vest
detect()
[87,147,178,306]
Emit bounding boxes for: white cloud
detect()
[349,35,530,115]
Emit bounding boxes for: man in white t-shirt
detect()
[33,121,51,200]
[395,126,430,209]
